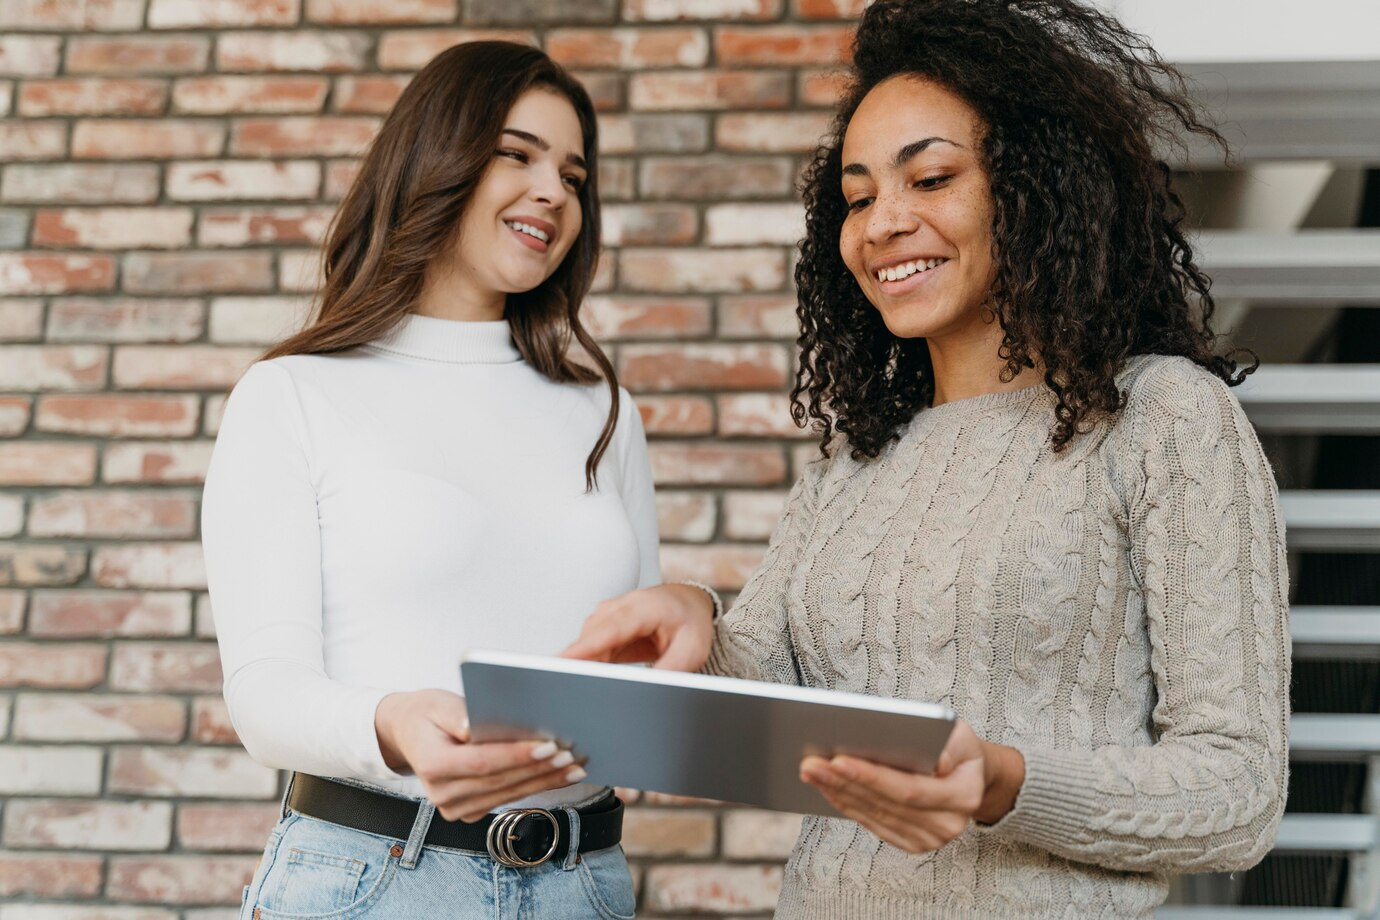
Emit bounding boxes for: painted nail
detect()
[550,750,574,769]
[565,766,588,783]
[531,741,558,760]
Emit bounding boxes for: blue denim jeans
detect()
[239,791,636,919]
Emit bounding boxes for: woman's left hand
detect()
[800,719,1024,854]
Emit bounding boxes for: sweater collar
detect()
[368,313,523,365]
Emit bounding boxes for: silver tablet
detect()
[459,650,956,817]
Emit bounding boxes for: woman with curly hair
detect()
[565,0,1290,916]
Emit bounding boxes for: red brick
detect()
[208,296,309,344]
[34,208,193,250]
[103,441,215,483]
[173,75,327,115]
[191,695,238,744]
[0,589,26,633]
[719,293,796,338]
[0,545,87,586]
[646,863,783,912]
[38,395,198,439]
[0,254,115,296]
[47,297,204,343]
[0,443,98,486]
[717,111,834,152]
[0,395,30,435]
[67,36,211,75]
[621,343,789,391]
[639,155,795,200]
[0,494,22,537]
[0,745,104,795]
[279,248,323,292]
[800,66,850,106]
[110,641,220,692]
[719,392,810,438]
[722,808,803,858]
[112,346,258,389]
[0,0,146,31]
[149,0,300,28]
[795,0,866,16]
[123,252,274,295]
[547,28,707,69]
[19,78,168,116]
[13,692,185,741]
[622,808,717,857]
[0,641,104,687]
[93,543,207,590]
[323,158,360,200]
[648,442,786,485]
[195,592,215,637]
[626,0,780,18]
[638,395,715,435]
[29,491,198,539]
[722,489,789,540]
[583,295,709,340]
[629,69,789,110]
[198,205,334,247]
[705,202,806,246]
[177,802,279,850]
[0,35,62,76]
[73,119,224,159]
[0,164,160,205]
[332,74,411,114]
[166,160,320,201]
[570,69,623,112]
[217,30,371,73]
[598,113,708,155]
[230,116,378,157]
[715,25,854,65]
[107,855,259,904]
[0,121,66,161]
[375,29,536,70]
[620,248,787,293]
[0,299,44,340]
[3,799,174,850]
[108,747,278,798]
[597,158,634,202]
[601,204,696,246]
[656,490,716,541]
[307,0,456,23]
[0,345,107,390]
[203,394,228,435]
[0,852,103,898]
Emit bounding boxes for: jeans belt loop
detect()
[399,799,434,870]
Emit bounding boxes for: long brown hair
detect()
[263,41,618,488]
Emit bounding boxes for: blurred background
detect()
[0,0,1377,917]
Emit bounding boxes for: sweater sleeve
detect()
[201,361,408,782]
[988,364,1290,873]
[613,388,662,589]
[702,458,823,685]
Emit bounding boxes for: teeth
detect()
[876,258,947,283]
[506,220,550,243]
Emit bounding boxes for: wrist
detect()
[974,740,1025,825]
[674,579,721,622]
[374,692,410,773]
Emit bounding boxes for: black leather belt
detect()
[286,773,623,867]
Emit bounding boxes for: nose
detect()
[530,165,569,211]
[863,189,920,245]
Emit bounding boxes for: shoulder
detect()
[1118,353,1241,422]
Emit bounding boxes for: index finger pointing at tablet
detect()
[560,611,656,663]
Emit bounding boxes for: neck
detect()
[415,255,505,322]
[927,318,1040,406]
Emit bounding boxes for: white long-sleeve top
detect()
[201,313,661,805]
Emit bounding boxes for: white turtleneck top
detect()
[201,313,661,806]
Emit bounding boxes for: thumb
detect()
[430,694,470,743]
[652,629,707,673]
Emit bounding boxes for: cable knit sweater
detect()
[705,354,1290,920]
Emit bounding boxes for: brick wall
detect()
[0,0,867,915]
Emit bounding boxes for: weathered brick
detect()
[0,590,25,633]
[19,78,168,116]
[230,116,379,157]
[596,158,635,202]
[279,249,323,293]
[191,696,238,744]
[706,202,806,246]
[0,906,178,920]
[307,0,456,24]
[92,543,207,589]
[639,395,714,435]
[799,66,850,106]
[14,692,186,741]
[33,208,194,250]
[620,248,787,294]
[0,443,98,486]
[626,0,780,19]
[656,490,716,541]
[375,29,536,70]
[0,122,66,161]
[0,80,10,117]
[0,745,103,795]
[722,489,789,540]
[795,0,866,16]
[466,0,616,25]
[660,544,766,590]
[217,30,371,73]
[166,160,320,201]
[719,393,809,438]
[199,206,334,248]
[202,394,227,436]
[649,443,786,485]
[322,158,360,200]
[0,395,31,435]
[37,395,199,438]
[110,641,220,692]
[177,802,278,850]
[102,441,214,484]
[195,593,215,637]
[0,642,104,687]
[67,36,211,75]
[715,25,854,65]
[717,111,834,152]
[629,70,789,111]
[719,293,797,338]
[173,75,328,115]
[583,295,710,341]
[569,70,623,111]
[639,156,795,200]
[0,346,107,391]
[646,864,783,912]
[547,28,708,69]
[0,494,22,537]
[0,255,115,297]
[29,492,198,539]
[3,800,173,851]
[47,298,203,343]
[123,252,275,295]
[112,346,257,389]
[0,36,62,77]
[331,74,410,114]
[0,852,104,898]
[0,164,160,205]
[622,808,717,857]
[207,296,310,344]
[107,855,258,904]
[108,747,277,798]
[72,120,224,160]
[0,0,146,31]
[621,343,790,390]
[0,207,28,247]
[0,299,44,340]
[602,204,696,247]
[722,808,803,858]
[598,113,708,155]
[149,0,301,28]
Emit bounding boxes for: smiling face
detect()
[839,75,996,343]
[440,87,589,310]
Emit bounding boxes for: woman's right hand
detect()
[560,583,716,672]
[373,689,585,822]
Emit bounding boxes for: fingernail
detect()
[565,766,588,783]
[830,757,856,779]
[531,741,558,760]
[550,750,574,769]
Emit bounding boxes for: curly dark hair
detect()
[792,0,1256,459]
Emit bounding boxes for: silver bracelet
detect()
[677,579,723,621]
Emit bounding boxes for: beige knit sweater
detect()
[705,354,1290,920]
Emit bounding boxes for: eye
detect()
[562,173,585,191]
[846,196,873,212]
[914,175,952,190]
[497,148,528,163]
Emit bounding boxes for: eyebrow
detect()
[841,136,964,177]
[502,128,588,171]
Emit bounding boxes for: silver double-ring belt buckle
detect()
[485,807,561,867]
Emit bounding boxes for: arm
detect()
[614,388,662,590]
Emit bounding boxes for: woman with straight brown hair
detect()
[202,41,701,919]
